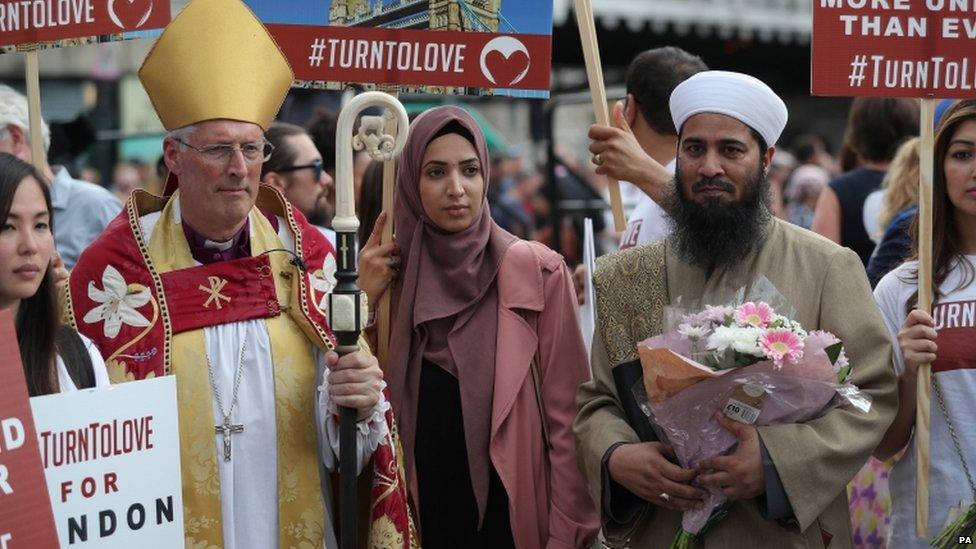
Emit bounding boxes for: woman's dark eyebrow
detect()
[424,158,480,167]
[3,210,49,221]
[4,210,49,220]
[949,139,976,147]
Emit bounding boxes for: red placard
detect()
[268,24,551,93]
[0,0,170,48]
[0,310,59,548]
[812,0,976,98]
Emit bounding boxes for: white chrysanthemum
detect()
[730,326,764,357]
[678,323,709,340]
[706,325,764,357]
[706,325,738,353]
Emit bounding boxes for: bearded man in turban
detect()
[574,71,898,548]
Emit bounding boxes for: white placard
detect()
[29,376,183,548]
[580,218,597,377]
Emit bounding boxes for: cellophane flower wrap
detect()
[633,280,872,548]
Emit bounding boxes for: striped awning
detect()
[553,0,812,44]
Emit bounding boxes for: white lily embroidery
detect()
[310,255,337,309]
[83,265,152,339]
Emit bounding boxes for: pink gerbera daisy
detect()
[735,302,774,328]
[760,329,805,367]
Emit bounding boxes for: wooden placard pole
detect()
[21,46,46,173]
[377,87,399,367]
[572,0,625,232]
[915,97,936,539]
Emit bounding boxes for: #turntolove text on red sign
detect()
[268,25,551,93]
[0,0,170,47]
[812,0,976,98]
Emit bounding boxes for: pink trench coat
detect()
[490,240,599,549]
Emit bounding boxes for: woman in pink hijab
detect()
[383,106,598,548]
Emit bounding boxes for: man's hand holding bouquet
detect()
[633,284,871,548]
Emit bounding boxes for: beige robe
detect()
[574,218,898,548]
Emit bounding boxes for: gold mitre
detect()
[138,0,293,131]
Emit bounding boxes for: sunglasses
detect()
[276,160,324,180]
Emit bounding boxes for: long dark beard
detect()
[663,164,772,274]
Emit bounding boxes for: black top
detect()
[414,359,515,549]
[829,168,886,268]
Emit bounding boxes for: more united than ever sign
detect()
[813,0,976,97]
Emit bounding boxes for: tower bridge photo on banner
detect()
[245,0,554,97]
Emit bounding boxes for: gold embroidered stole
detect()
[593,240,669,367]
[146,194,326,547]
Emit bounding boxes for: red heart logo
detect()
[110,0,153,29]
[485,50,530,87]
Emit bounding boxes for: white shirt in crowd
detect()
[874,256,976,548]
[618,159,676,250]
[316,225,337,248]
[863,189,886,244]
[56,331,111,392]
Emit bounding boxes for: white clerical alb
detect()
[142,204,387,549]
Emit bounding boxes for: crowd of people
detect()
[1,1,974,548]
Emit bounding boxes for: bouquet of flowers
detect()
[635,299,872,548]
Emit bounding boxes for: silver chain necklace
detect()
[932,376,976,499]
[208,335,248,462]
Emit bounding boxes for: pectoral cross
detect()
[215,416,244,462]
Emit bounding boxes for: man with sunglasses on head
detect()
[261,122,398,317]
[262,122,336,247]
[62,0,409,546]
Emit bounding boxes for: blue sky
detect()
[245,0,552,35]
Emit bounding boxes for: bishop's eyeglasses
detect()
[174,138,274,163]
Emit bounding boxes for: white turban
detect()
[670,71,788,147]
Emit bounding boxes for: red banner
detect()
[268,24,551,92]
[0,0,170,47]
[812,0,976,98]
[0,310,59,548]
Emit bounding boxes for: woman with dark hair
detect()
[380,107,598,548]
[812,97,920,267]
[873,100,976,547]
[0,153,108,395]
[356,159,385,247]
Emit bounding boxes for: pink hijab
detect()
[388,106,517,522]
